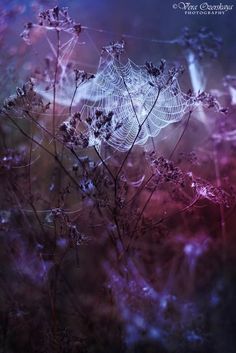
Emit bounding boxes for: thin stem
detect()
[213,146,227,257]
[69,83,78,115]
[70,148,88,175]
[126,173,155,205]
[121,74,140,127]
[29,201,47,241]
[52,29,60,155]
[93,146,115,181]
[168,110,192,160]
[28,121,33,195]
[6,113,82,190]
[125,185,157,253]
[116,88,161,180]
[6,114,55,158]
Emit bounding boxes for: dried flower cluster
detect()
[1,80,49,119]
[21,6,82,45]
[178,27,222,59]
[102,40,125,59]
[148,153,185,186]
[59,112,89,148]
[0,5,236,353]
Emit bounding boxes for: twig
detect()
[168,110,192,160]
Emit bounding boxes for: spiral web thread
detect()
[79,56,191,152]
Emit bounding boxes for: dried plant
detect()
[0,6,235,353]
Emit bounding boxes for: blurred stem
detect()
[93,146,115,181]
[69,82,78,115]
[168,110,192,160]
[52,29,60,156]
[115,88,161,181]
[213,145,227,259]
[6,114,82,191]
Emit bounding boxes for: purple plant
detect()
[0,6,235,353]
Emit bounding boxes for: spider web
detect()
[33,31,192,152]
[78,55,190,152]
